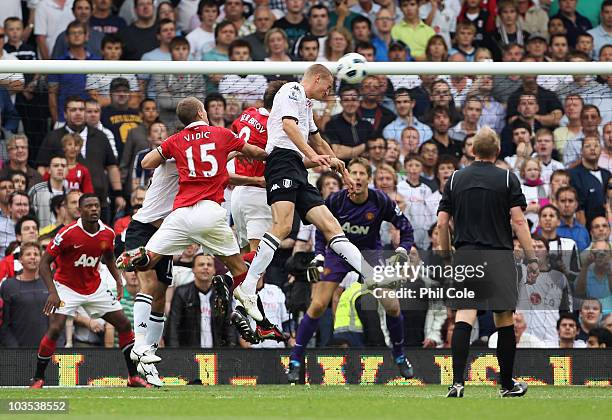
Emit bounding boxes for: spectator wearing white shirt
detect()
[488,312,546,348]
[186,0,218,61]
[544,313,587,348]
[534,128,565,184]
[84,99,117,158]
[599,122,612,172]
[0,27,25,99]
[419,0,459,49]
[35,0,76,60]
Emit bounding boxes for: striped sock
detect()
[133,293,153,348]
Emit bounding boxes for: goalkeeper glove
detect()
[306,254,324,283]
[388,247,409,267]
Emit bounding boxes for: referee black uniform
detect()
[437,158,529,397]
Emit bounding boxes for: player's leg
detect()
[239,200,295,295]
[132,269,167,363]
[102,310,150,387]
[377,295,414,379]
[30,313,67,387]
[287,280,339,383]
[447,308,477,397]
[493,310,527,396]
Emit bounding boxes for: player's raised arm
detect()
[39,251,61,316]
[141,146,168,170]
[282,118,329,166]
[241,143,268,161]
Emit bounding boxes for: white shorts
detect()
[147,199,240,257]
[230,186,272,248]
[55,280,122,319]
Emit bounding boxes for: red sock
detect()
[38,335,57,358]
[118,330,135,350]
[232,272,247,291]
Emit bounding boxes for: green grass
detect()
[1,385,610,420]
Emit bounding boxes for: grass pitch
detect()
[1,385,609,420]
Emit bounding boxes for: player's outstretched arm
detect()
[308,131,336,158]
[283,119,330,166]
[141,146,166,170]
[103,250,124,301]
[229,173,265,188]
[241,143,268,161]
[39,251,61,316]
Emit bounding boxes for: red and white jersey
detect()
[231,107,269,178]
[46,219,115,295]
[159,121,246,209]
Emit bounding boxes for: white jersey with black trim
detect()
[132,160,179,224]
[265,82,317,158]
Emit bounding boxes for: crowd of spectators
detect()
[0,0,610,351]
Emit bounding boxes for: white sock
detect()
[133,293,153,347]
[328,234,372,279]
[145,312,165,348]
[242,232,280,295]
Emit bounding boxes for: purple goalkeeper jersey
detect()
[315,188,414,282]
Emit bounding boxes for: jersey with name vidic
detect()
[46,219,115,295]
[230,107,269,178]
[158,120,246,209]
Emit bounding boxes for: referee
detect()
[436,126,539,398]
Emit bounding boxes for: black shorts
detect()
[265,148,324,224]
[125,219,173,286]
[445,246,519,313]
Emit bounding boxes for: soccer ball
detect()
[336,53,367,84]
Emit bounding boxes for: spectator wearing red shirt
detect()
[61,133,94,194]
[113,186,146,236]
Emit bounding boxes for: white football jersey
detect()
[133,160,179,224]
[265,82,317,158]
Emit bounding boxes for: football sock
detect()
[231,272,247,292]
[451,321,472,385]
[35,335,57,379]
[328,235,371,279]
[386,314,405,359]
[133,293,153,347]
[145,312,165,348]
[290,313,320,363]
[242,232,279,295]
[496,325,516,390]
[119,331,138,377]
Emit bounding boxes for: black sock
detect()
[122,344,138,376]
[255,295,272,328]
[496,325,516,390]
[451,321,473,385]
[34,356,51,380]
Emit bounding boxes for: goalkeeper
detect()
[288,157,415,383]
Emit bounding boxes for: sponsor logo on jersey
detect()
[74,254,100,268]
[288,85,301,101]
[341,222,369,235]
[366,212,375,221]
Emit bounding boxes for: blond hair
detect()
[472,126,500,159]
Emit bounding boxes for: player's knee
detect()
[308,299,327,318]
[114,317,132,333]
[47,326,63,341]
[270,220,292,240]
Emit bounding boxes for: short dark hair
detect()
[66,20,88,35]
[511,119,532,134]
[588,327,612,347]
[556,312,578,330]
[355,41,375,54]
[298,35,320,53]
[538,204,560,219]
[50,194,66,218]
[64,95,85,111]
[603,0,612,11]
[555,185,578,201]
[394,87,412,100]
[308,3,329,18]
[198,0,219,16]
[169,36,189,50]
[316,171,343,192]
[339,84,359,97]
[204,93,226,111]
[582,104,601,118]
[78,193,99,207]
[228,39,251,57]
[15,215,39,236]
[101,33,123,50]
[263,80,287,110]
[139,98,157,112]
[549,33,568,46]
[8,191,28,206]
[156,18,175,35]
[351,15,371,31]
[432,105,451,119]
[214,20,235,40]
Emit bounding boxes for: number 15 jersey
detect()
[159,121,246,209]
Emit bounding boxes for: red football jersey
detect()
[230,107,268,178]
[65,163,94,193]
[46,220,115,295]
[159,121,245,209]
